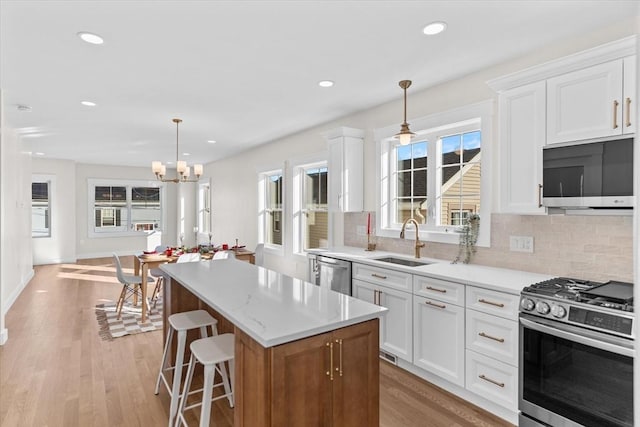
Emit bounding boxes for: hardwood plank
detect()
[0,258,514,427]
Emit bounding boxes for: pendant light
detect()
[394,80,415,146]
[151,118,203,183]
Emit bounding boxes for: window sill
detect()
[377,227,489,248]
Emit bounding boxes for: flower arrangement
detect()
[452,214,480,264]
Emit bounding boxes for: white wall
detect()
[0,114,34,345]
[31,158,77,265]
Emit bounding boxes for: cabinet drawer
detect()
[466,287,519,320]
[352,263,412,292]
[413,276,464,306]
[465,350,518,412]
[466,309,518,367]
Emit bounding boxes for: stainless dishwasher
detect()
[308,254,352,296]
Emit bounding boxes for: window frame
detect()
[375,100,493,247]
[258,168,285,253]
[292,158,329,256]
[87,178,166,238]
[32,174,54,238]
[197,178,212,243]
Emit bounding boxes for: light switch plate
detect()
[509,235,534,253]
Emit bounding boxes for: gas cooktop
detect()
[520,277,634,339]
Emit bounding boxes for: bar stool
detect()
[155,310,219,427]
[174,333,235,427]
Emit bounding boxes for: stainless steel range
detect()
[519,278,634,427]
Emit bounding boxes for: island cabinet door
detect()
[270,319,380,427]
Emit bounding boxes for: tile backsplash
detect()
[345,212,633,283]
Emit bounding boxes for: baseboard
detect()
[33,256,77,266]
[0,328,7,346]
[2,268,35,319]
[77,250,139,260]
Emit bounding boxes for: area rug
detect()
[95,298,163,340]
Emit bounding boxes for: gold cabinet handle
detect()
[626,97,632,127]
[326,342,334,380]
[371,273,387,279]
[335,339,343,377]
[479,374,505,388]
[478,298,505,308]
[613,100,619,129]
[479,332,505,343]
[425,300,446,309]
[538,184,543,208]
[373,290,379,305]
[426,286,447,293]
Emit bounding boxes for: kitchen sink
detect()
[373,257,431,267]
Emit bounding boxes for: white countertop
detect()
[310,246,555,295]
[161,259,387,348]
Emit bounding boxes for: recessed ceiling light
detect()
[183,153,191,156]
[34,152,45,156]
[81,101,96,107]
[207,140,217,144]
[77,31,104,45]
[318,80,334,88]
[423,21,447,35]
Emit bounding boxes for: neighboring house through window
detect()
[258,169,284,248]
[198,179,212,241]
[292,161,328,254]
[88,179,164,237]
[32,175,53,238]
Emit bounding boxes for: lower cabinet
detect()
[465,349,518,411]
[413,295,465,387]
[236,319,380,427]
[352,278,413,362]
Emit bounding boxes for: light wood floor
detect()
[0,258,513,427]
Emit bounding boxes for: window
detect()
[378,101,492,246]
[265,172,283,246]
[197,180,212,237]
[292,162,328,254]
[89,179,164,237]
[32,179,51,237]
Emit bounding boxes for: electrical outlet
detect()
[357,225,367,236]
[509,235,534,253]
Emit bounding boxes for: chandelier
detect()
[394,80,415,146]
[151,118,203,183]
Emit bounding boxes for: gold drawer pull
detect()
[479,332,505,343]
[613,100,619,129]
[425,300,446,309]
[626,97,632,127]
[326,342,334,380]
[371,273,387,279]
[426,286,447,293]
[335,339,343,377]
[478,298,504,308]
[479,374,504,388]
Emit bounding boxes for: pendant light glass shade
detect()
[394,80,415,146]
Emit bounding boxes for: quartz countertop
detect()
[161,259,387,348]
[309,246,554,295]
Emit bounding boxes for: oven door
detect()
[520,314,634,427]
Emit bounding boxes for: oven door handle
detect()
[520,316,635,358]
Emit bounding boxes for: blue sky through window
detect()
[397,141,427,161]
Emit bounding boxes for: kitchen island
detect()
[160,258,387,427]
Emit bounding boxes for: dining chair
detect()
[112,253,155,319]
[212,251,235,260]
[151,252,201,309]
[149,245,169,308]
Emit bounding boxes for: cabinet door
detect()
[352,278,377,304]
[623,56,636,134]
[327,134,364,212]
[499,81,546,214]
[271,331,333,427]
[378,286,413,362]
[547,60,623,144]
[331,319,380,427]
[413,295,465,387]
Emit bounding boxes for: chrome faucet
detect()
[400,218,425,259]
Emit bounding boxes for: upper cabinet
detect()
[546,56,636,144]
[499,81,546,214]
[324,127,364,212]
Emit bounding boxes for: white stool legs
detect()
[154,310,218,427]
[174,333,235,427]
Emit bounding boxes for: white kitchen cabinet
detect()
[413,294,465,387]
[465,349,518,411]
[499,81,546,214]
[352,262,413,292]
[466,309,518,367]
[352,278,413,362]
[324,126,364,212]
[546,57,636,144]
[623,56,636,135]
[466,286,520,320]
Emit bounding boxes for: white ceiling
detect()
[1,1,638,168]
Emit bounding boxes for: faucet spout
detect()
[400,218,425,259]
